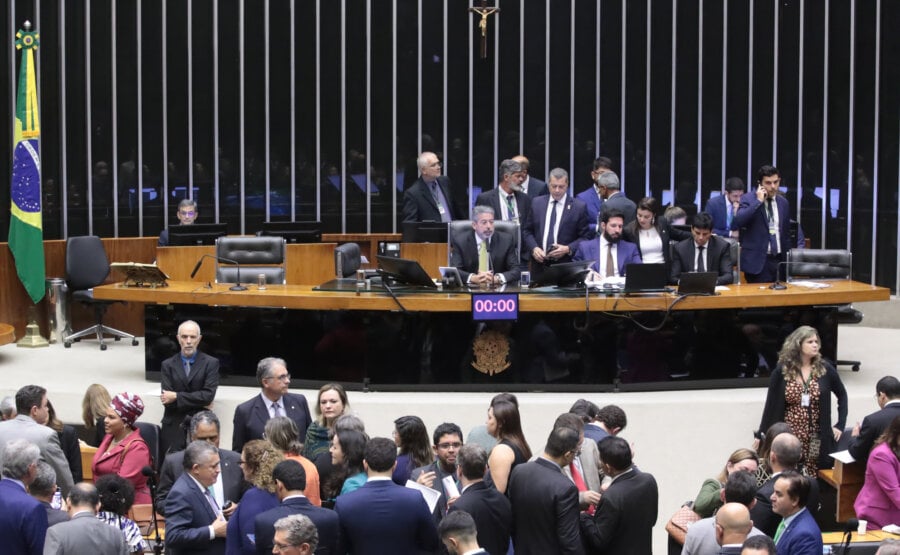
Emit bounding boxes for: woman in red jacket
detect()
[92,392,152,504]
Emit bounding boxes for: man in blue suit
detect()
[0,439,48,555]
[164,441,228,555]
[575,157,614,235]
[573,209,642,278]
[769,471,822,555]
[706,177,745,237]
[232,357,312,454]
[335,437,439,555]
[512,155,548,198]
[524,168,592,281]
[730,165,792,283]
[255,460,340,555]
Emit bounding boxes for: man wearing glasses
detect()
[271,514,319,555]
[411,423,464,525]
[232,357,312,454]
[158,198,199,246]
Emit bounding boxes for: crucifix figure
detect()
[468,1,500,59]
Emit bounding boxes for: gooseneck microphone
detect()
[189,254,247,291]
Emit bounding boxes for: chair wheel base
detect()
[132,339,139,346]
[852,364,860,372]
[64,341,72,348]
[100,343,107,351]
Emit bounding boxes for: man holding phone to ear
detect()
[731,165,792,283]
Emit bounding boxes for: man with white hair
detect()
[0,395,16,420]
[402,151,462,223]
[0,439,49,554]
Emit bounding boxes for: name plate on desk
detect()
[471,293,518,321]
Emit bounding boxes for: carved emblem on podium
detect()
[471,329,511,376]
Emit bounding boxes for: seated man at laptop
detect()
[670,212,733,285]
[449,205,520,286]
[574,209,642,280]
[158,198,198,246]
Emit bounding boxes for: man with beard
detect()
[411,423,464,526]
[670,211,734,285]
[449,205,520,286]
[475,159,533,269]
[573,209,642,278]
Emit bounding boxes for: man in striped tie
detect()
[164,441,228,554]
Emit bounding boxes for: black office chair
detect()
[787,248,862,371]
[64,236,139,351]
[215,236,286,285]
[134,421,161,470]
[334,243,361,278]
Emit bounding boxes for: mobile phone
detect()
[223,500,233,511]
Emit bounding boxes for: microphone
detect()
[842,518,859,533]
[189,254,247,291]
[141,465,157,481]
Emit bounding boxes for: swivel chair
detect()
[64,235,139,350]
[334,242,361,278]
[214,236,286,286]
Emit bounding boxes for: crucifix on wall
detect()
[468,1,500,60]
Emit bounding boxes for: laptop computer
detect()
[677,271,718,295]
[622,263,670,294]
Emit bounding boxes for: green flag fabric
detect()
[9,25,45,304]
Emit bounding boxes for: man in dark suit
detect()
[475,159,533,267]
[507,418,584,555]
[159,198,199,246]
[714,503,755,555]
[580,436,658,555]
[334,437,439,554]
[524,168,592,281]
[232,357,312,454]
[706,177,745,238]
[449,206,520,286]
[573,209,642,278]
[0,439,49,554]
[44,482,129,555]
[575,157,614,235]
[730,165,792,283]
[597,171,636,225]
[164,441,228,555]
[160,320,220,459]
[157,411,246,518]
[848,376,900,462]
[411,423,464,526]
[439,511,490,555]
[751,433,819,538]
[512,155,548,198]
[30,461,70,527]
[670,212,734,285]
[255,460,340,555]
[769,471,822,555]
[402,151,461,223]
[449,444,511,555]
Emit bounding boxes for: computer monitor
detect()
[533,260,595,288]
[376,255,437,288]
[166,223,229,246]
[401,221,448,243]
[259,221,322,244]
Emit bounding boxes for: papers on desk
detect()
[829,450,856,464]
[790,280,832,289]
[715,286,730,292]
[585,276,625,289]
[406,480,441,513]
[883,524,900,535]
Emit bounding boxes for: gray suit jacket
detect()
[0,415,74,497]
[43,511,129,555]
[560,438,602,509]
[600,192,637,225]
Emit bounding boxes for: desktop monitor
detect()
[166,223,229,246]
[259,221,322,243]
[402,221,448,243]
[376,255,437,288]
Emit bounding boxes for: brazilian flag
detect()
[9,24,45,304]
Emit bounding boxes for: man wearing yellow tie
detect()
[449,206,520,287]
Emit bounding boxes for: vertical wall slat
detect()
[112,0,119,237]
[340,0,346,233]
[187,0,194,205]
[214,0,220,221]
[239,0,245,233]
[747,0,754,186]
[696,0,703,206]
[288,0,295,221]
[391,0,397,231]
[720,0,727,194]
[619,1,626,187]
[795,0,804,223]
[870,0,880,283]
[264,0,270,220]
[645,0,651,197]
[137,0,143,237]
[820,1,828,248]
[86,0,93,236]
[162,0,169,230]
[846,0,855,248]
[669,0,676,196]
[772,0,779,165]
[59,1,69,237]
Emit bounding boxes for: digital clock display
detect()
[471,293,519,321]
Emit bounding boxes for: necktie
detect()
[696,245,705,273]
[478,240,489,273]
[205,487,221,517]
[505,194,517,221]
[773,519,787,544]
[569,462,595,516]
[606,243,615,277]
[766,198,778,254]
[545,200,558,252]
[726,203,734,229]
[272,402,284,418]
[183,359,191,377]
[431,182,449,222]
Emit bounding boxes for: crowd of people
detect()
[0,315,897,554]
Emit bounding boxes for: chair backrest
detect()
[447,220,520,265]
[66,236,111,291]
[723,237,741,285]
[335,243,361,278]
[134,421,161,470]
[215,236,286,284]
[787,248,852,280]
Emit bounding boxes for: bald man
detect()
[715,503,754,555]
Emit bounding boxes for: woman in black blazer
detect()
[622,196,691,267]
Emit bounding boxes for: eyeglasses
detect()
[437,442,462,450]
[179,210,196,216]
[272,542,296,552]
[268,373,291,382]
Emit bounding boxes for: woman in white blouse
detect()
[622,196,691,268]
